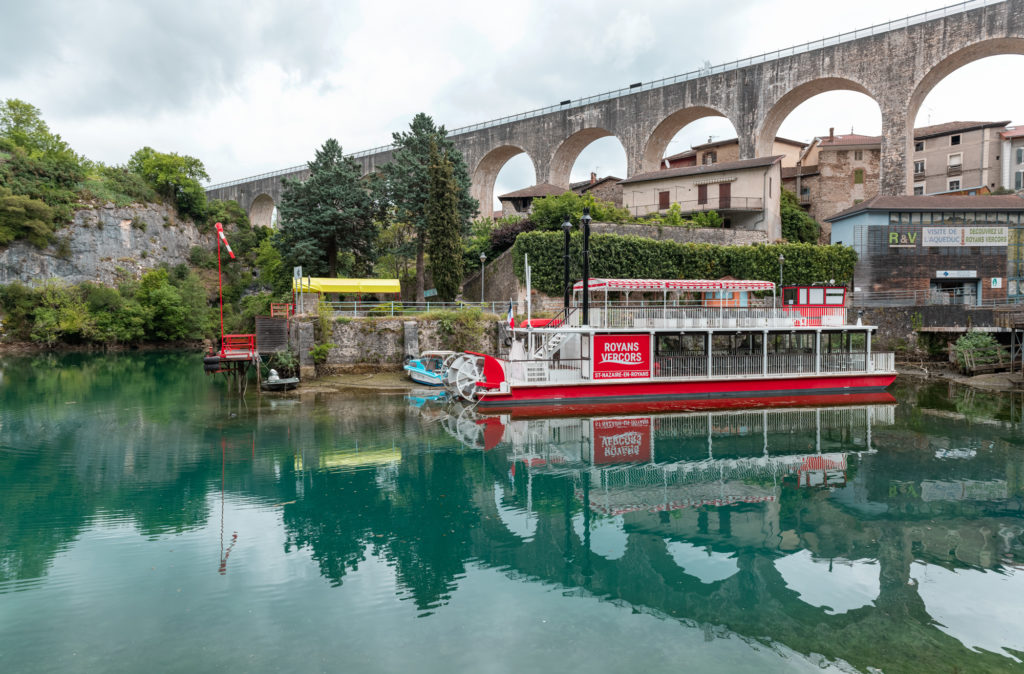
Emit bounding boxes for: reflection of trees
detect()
[281,462,392,586]
[383,451,478,613]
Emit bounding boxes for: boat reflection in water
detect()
[431,392,1024,667]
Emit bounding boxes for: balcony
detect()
[913,171,926,182]
[631,196,764,217]
[946,164,962,176]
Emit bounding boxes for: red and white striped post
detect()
[215,222,235,356]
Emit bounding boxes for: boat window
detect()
[656,334,681,354]
[680,333,706,354]
[825,288,845,305]
[808,287,825,305]
[850,332,867,351]
[713,333,763,354]
[783,288,797,305]
[822,331,849,352]
[798,288,808,305]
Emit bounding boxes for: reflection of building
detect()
[825,194,1024,304]
[620,156,784,240]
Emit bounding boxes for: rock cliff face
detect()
[0,202,214,286]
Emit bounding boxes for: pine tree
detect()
[277,139,377,278]
[378,113,478,301]
[426,142,464,302]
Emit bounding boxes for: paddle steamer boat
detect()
[443,278,896,409]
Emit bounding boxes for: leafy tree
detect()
[780,188,820,243]
[528,190,633,230]
[127,147,210,222]
[0,99,82,165]
[0,186,54,247]
[425,142,464,301]
[691,210,724,228]
[378,113,478,300]
[276,138,377,279]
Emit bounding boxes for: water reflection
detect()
[1,353,1023,672]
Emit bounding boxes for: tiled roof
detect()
[818,133,882,147]
[570,176,623,191]
[1000,127,1024,139]
[824,194,1024,222]
[914,120,1010,140]
[497,183,568,199]
[663,149,696,162]
[620,156,783,185]
[663,136,805,160]
[781,165,819,179]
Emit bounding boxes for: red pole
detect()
[217,223,224,356]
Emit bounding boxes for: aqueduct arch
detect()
[249,194,277,229]
[755,77,878,158]
[641,106,737,174]
[547,128,622,188]
[471,145,536,217]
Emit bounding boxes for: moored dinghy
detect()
[404,350,458,386]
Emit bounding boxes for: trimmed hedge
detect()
[512,231,856,296]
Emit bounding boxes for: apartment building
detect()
[662,137,806,169]
[911,120,1009,195]
[621,156,783,240]
[1002,126,1024,192]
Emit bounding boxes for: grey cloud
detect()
[0,0,351,118]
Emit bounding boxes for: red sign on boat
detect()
[592,418,652,464]
[593,334,650,379]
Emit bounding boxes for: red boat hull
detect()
[477,373,896,412]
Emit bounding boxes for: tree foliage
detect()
[378,113,478,300]
[0,186,55,247]
[0,267,213,345]
[528,191,631,230]
[512,231,856,296]
[425,142,464,301]
[780,188,820,243]
[276,138,377,279]
[128,147,210,222]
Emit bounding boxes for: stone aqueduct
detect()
[207,0,1024,227]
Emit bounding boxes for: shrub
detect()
[528,191,632,230]
[512,231,857,296]
[310,342,333,364]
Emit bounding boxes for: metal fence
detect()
[579,304,847,329]
[321,301,507,318]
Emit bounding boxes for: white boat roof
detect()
[572,278,776,292]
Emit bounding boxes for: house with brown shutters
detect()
[620,156,784,241]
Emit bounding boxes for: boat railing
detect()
[872,352,894,372]
[506,350,893,386]
[563,304,848,329]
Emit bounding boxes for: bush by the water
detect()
[952,331,1005,371]
[0,267,215,346]
[512,231,856,296]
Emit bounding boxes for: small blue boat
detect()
[404,351,457,387]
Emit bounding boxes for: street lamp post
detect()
[581,207,592,326]
[480,252,487,304]
[778,253,785,305]
[562,216,572,310]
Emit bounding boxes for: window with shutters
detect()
[658,191,670,210]
[853,169,864,184]
[697,184,707,205]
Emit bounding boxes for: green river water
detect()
[1,352,1023,673]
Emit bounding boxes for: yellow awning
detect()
[292,278,401,294]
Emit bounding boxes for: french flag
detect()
[506,302,514,329]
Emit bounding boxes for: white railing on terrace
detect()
[560,304,848,329]
[506,350,894,386]
[205,0,999,190]
[851,289,1024,307]
[626,196,764,218]
[320,300,506,317]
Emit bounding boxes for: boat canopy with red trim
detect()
[572,278,776,292]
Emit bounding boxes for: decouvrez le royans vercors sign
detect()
[920,226,1008,247]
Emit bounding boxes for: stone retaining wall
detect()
[309,316,500,374]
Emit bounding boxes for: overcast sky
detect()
[1,0,1021,210]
